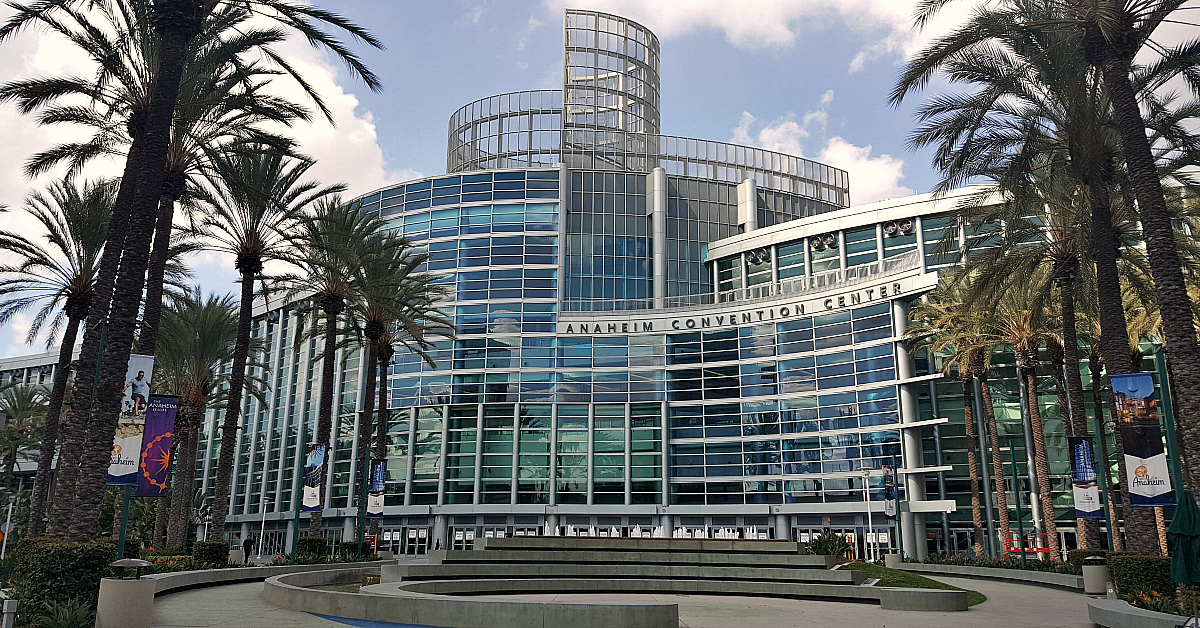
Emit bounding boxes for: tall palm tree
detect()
[909,276,989,556]
[0,385,47,488]
[279,199,388,535]
[345,235,452,540]
[0,178,111,535]
[153,289,262,548]
[0,0,381,541]
[191,149,341,536]
[905,0,1200,501]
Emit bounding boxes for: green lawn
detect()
[844,561,988,606]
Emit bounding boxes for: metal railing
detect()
[561,249,922,313]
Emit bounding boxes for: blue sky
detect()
[0,0,988,357]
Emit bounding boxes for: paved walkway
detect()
[151,572,1095,628]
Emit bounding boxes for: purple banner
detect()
[136,394,178,497]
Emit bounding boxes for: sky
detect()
[0,0,1191,358]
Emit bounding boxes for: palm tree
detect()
[345,235,452,540]
[190,149,341,536]
[0,0,381,541]
[0,385,47,488]
[908,277,989,556]
[279,199,388,535]
[890,1,1200,552]
[904,0,1200,501]
[0,179,111,535]
[153,289,262,549]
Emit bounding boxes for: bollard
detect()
[97,578,155,628]
[1,599,16,628]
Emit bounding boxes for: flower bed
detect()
[922,553,1080,575]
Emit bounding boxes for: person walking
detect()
[241,535,255,565]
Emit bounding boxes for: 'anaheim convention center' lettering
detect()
[562,281,905,335]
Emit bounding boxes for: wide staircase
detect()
[377,535,961,610]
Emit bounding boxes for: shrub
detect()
[809,531,851,558]
[1066,549,1110,570]
[32,597,94,628]
[297,536,328,557]
[1108,553,1172,595]
[923,553,1079,574]
[337,541,361,556]
[191,541,229,568]
[144,555,199,574]
[1120,590,1186,616]
[11,538,114,619]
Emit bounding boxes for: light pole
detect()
[257,494,273,561]
[862,468,875,562]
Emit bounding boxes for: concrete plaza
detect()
[151,573,1094,628]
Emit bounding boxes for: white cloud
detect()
[543,0,983,70]
[0,6,417,355]
[818,137,913,204]
[730,90,833,157]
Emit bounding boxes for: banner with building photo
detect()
[302,443,326,512]
[136,394,178,497]
[1067,437,1103,518]
[366,459,386,518]
[108,354,154,485]
[1120,424,1175,508]
[1109,372,1159,425]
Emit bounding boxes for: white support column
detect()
[876,223,885,263]
[473,404,484,504]
[837,231,847,270]
[549,404,559,507]
[915,216,927,273]
[511,403,521,505]
[404,407,417,506]
[624,402,632,505]
[586,403,595,506]
[436,404,449,506]
[737,178,758,232]
[892,299,928,560]
[648,168,668,308]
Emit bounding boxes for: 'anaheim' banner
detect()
[1119,424,1174,508]
[136,394,178,497]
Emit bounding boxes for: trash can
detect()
[97,559,155,628]
[1082,555,1110,595]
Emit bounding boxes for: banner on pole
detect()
[1110,372,1159,425]
[1067,437,1103,518]
[136,394,178,497]
[302,444,326,512]
[108,354,154,485]
[366,459,386,519]
[1120,424,1174,508]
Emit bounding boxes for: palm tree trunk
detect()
[1089,359,1124,551]
[978,372,1012,552]
[370,347,390,539]
[151,437,176,548]
[137,194,176,354]
[1057,278,1102,550]
[1110,409,1161,555]
[167,395,202,549]
[963,375,985,557]
[47,134,144,539]
[209,270,256,535]
[1098,46,1200,499]
[1087,180,1157,553]
[355,341,377,542]
[30,313,80,536]
[63,20,197,542]
[309,304,341,536]
[1022,364,1061,559]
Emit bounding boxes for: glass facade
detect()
[140,8,1100,558]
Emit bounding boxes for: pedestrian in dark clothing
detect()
[242,536,255,563]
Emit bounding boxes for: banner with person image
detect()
[302,443,326,512]
[108,354,154,485]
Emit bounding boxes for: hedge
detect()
[11,538,114,617]
[297,536,327,557]
[192,541,229,567]
[1108,553,1173,595]
[1066,549,1110,570]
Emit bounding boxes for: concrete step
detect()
[432,548,836,569]
[395,576,886,603]
[475,536,801,554]
[384,562,866,585]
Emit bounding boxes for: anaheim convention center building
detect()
[0,9,1098,560]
